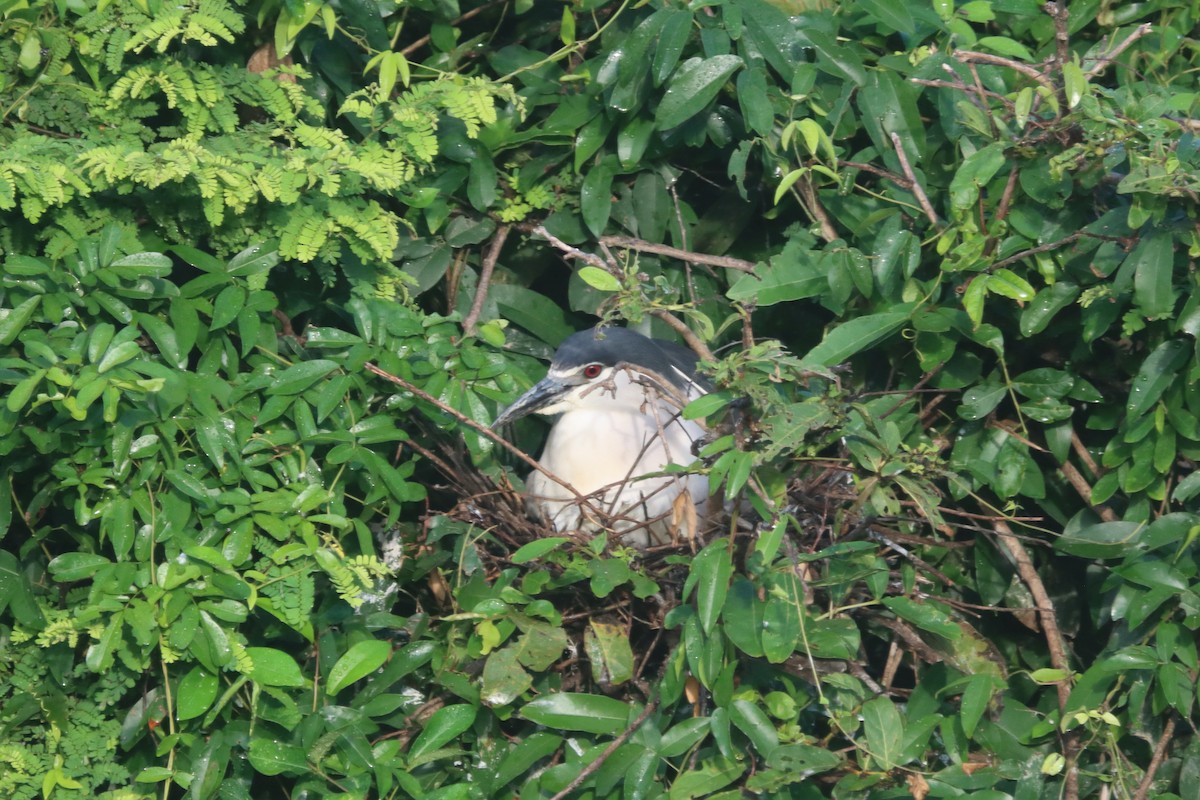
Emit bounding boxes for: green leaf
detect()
[761,584,801,663]
[269,359,339,396]
[577,266,621,292]
[326,639,391,695]
[737,67,774,136]
[97,340,142,373]
[176,667,220,721]
[668,755,745,800]
[722,577,765,657]
[481,647,533,707]
[686,538,733,635]
[726,256,819,306]
[977,35,1035,61]
[584,619,635,686]
[862,696,904,770]
[226,243,280,277]
[949,143,1007,214]
[1129,230,1175,318]
[1020,282,1079,336]
[859,0,915,33]
[87,611,123,672]
[1062,60,1087,108]
[805,29,866,86]
[1127,339,1188,418]
[1055,520,1143,559]
[210,284,246,329]
[409,704,478,759]
[510,537,570,564]
[521,693,635,734]
[7,369,44,412]
[653,9,693,86]
[960,674,996,737]
[0,296,41,345]
[137,312,183,368]
[246,647,305,687]
[494,732,562,789]
[733,0,795,78]
[801,309,913,367]
[988,268,1035,301]
[580,163,614,237]
[729,699,779,757]
[0,551,43,628]
[655,55,744,130]
[48,552,112,582]
[248,737,309,776]
[659,717,712,758]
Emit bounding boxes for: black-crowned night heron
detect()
[493,327,710,548]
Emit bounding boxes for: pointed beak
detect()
[492,376,570,428]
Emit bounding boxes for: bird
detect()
[493,326,710,548]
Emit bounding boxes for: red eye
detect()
[582,363,603,379]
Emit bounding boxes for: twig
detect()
[462,223,511,336]
[838,159,912,186]
[990,233,1082,270]
[532,224,613,271]
[548,697,658,800]
[794,174,839,243]
[1044,3,1071,71]
[364,361,585,502]
[1060,461,1118,522]
[990,165,1021,245]
[1069,430,1102,479]
[954,50,1058,95]
[1133,715,1176,800]
[993,519,1079,800]
[1084,23,1153,80]
[400,0,508,56]
[910,78,1015,109]
[648,310,716,362]
[993,521,1070,705]
[599,235,757,272]
[888,132,940,229]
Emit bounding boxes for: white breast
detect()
[526,368,708,548]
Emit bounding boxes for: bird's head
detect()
[492,327,705,427]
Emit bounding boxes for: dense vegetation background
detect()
[1,0,1198,797]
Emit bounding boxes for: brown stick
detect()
[400,0,508,57]
[888,132,940,229]
[794,174,839,243]
[910,78,1015,108]
[647,310,716,362]
[1133,715,1176,800]
[599,235,757,272]
[364,361,585,502]
[547,697,658,800]
[1084,23,1153,79]
[462,223,511,336]
[1069,430,1102,479]
[993,521,1070,705]
[991,166,1021,235]
[1044,3,1071,71]
[989,233,1082,270]
[1060,461,1118,522]
[533,224,614,271]
[954,50,1058,95]
[992,519,1079,800]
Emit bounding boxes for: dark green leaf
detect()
[409,705,478,758]
[655,55,743,130]
[326,639,391,695]
[521,693,634,735]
